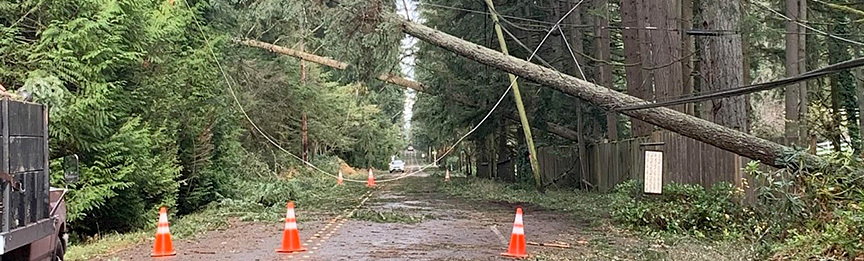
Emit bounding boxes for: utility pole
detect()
[484,0,543,191]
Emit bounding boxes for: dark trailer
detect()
[0,97,69,261]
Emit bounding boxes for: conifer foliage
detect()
[1,0,405,237]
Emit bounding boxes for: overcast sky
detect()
[397,0,421,141]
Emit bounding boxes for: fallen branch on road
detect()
[527,241,573,248]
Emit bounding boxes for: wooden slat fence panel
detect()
[533,130,747,191]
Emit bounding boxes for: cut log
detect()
[394,16,822,170]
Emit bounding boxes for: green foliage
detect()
[4,0,404,239]
[316,0,402,82]
[611,180,754,240]
[350,209,433,224]
[214,171,369,222]
[747,152,864,259]
[611,153,864,259]
[441,176,613,221]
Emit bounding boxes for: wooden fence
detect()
[537,130,745,191]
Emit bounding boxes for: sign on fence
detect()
[643,150,663,194]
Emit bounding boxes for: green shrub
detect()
[750,152,864,259]
[611,180,753,240]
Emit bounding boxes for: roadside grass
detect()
[437,175,757,260]
[66,173,370,260]
[65,206,228,261]
[439,175,614,222]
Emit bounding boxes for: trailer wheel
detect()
[53,236,65,261]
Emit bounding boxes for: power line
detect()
[184,0,583,184]
[189,0,444,183]
[419,2,737,33]
[559,25,586,80]
[751,1,864,47]
[615,57,864,111]
[181,0,370,183]
[421,0,586,172]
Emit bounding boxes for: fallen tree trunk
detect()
[238,39,350,70]
[394,17,822,169]
[236,38,583,144]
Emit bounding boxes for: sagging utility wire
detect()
[751,1,864,47]
[186,0,585,184]
[616,57,864,111]
[183,0,504,184]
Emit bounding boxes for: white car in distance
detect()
[389,160,405,173]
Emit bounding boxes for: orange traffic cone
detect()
[276,202,307,253]
[152,207,176,257]
[445,169,451,182]
[337,171,344,186]
[366,169,376,188]
[501,207,528,259]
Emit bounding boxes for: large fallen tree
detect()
[237,39,582,142]
[392,16,821,170]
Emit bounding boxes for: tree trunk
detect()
[799,0,808,144]
[698,0,747,132]
[300,43,307,85]
[828,11,860,153]
[595,0,618,141]
[477,140,491,179]
[681,0,695,115]
[856,45,864,156]
[396,17,823,170]
[489,133,498,180]
[643,0,684,112]
[621,0,651,137]
[741,0,752,126]
[576,100,588,190]
[565,0,584,72]
[785,0,800,145]
[302,112,309,161]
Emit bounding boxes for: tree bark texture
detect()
[741,0,752,125]
[621,0,651,137]
[799,0,808,143]
[595,0,618,141]
[396,17,822,169]
[698,0,747,132]
[681,0,695,115]
[641,0,684,113]
[785,0,801,144]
